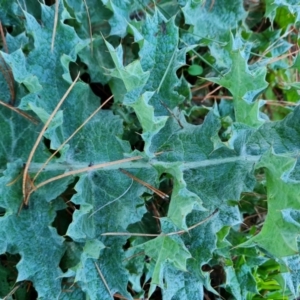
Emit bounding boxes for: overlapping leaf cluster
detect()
[0,0,300,299]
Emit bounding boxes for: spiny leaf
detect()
[162,265,205,300]
[243,150,300,257]
[208,44,268,127]
[151,108,256,229]
[2,3,88,113]
[104,38,150,92]
[1,1,300,299]
[181,0,247,44]
[129,9,187,114]
[265,0,300,24]
[0,161,67,299]
[66,168,159,298]
[134,219,192,297]
[102,0,145,37]
[282,248,300,297]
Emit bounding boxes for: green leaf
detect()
[209,43,268,127]
[102,0,146,37]
[282,247,300,297]
[104,39,150,92]
[135,224,191,296]
[0,161,67,299]
[246,106,300,155]
[224,266,243,300]
[188,64,203,76]
[0,107,46,168]
[66,168,161,298]
[181,0,247,43]
[126,92,168,156]
[64,0,112,38]
[2,1,300,299]
[242,150,300,257]
[129,9,187,114]
[0,1,24,26]
[2,3,88,113]
[265,0,300,24]
[162,265,205,300]
[151,108,256,229]
[78,36,114,83]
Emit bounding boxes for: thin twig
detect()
[101,209,218,237]
[32,95,113,182]
[159,100,183,128]
[22,73,80,206]
[191,81,212,92]
[180,38,222,74]
[267,49,300,65]
[193,95,299,106]
[0,22,15,105]
[255,28,294,64]
[94,261,113,299]
[82,0,93,54]
[123,250,145,262]
[120,168,169,199]
[51,0,59,52]
[265,100,298,106]
[193,95,233,100]
[0,21,8,53]
[0,58,15,104]
[89,179,133,218]
[3,284,21,300]
[0,100,39,124]
[24,151,163,206]
[202,85,222,101]
[243,213,261,223]
[157,50,176,93]
[28,155,144,196]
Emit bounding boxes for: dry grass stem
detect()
[193,95,299,106]
[191,81,212,92]
[0,21,8,53]
[3,284,21,300]
[0,100,39,124]
[28,155,144,197]
[22,73,80,206]
[83,0,93,54]
[51,0,59,52]
[255,29,294,63]
[120,168,169,199]
[32,95,113,183]
[201,85,222,101]
[102,208,218,237]
[159,100,183,128]
[94,261,113,299]
[0,22,15,105]
[267,49,300,65]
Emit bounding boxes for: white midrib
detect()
[2,154,260,174]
